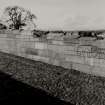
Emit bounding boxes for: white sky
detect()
[0,0,105,30]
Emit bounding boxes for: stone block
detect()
[52,40,64,45]
[26,54,50,63]
[60,61,73,69]
[84,57,94,66]
[92,58,105,67]
[34,42,48,49]
[25,48,39,55]
[52,59,60,66]
[72,63,92,74]
[63,50,76,55]
[65,55,85,64]
[48,50,57,59]
[38,49,49,57]
[0,34,7,38]
[91,66,105,77]
[47,45,62,52]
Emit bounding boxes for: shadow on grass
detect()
[0,71,74,105]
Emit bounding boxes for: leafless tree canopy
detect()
[3,6,37,30]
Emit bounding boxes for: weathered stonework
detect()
[0,30,105,77]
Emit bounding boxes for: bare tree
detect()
[2,6,37,30]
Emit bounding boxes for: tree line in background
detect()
[0,5,104,40]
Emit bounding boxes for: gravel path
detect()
[0,51,105,105]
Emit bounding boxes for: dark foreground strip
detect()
[0,71,73,105]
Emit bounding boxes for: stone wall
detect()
[0,30,105,77]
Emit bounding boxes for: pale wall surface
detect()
[0,30,105,77]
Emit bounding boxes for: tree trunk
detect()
[14,24,20,30]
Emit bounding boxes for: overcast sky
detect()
[0,0,105,30]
